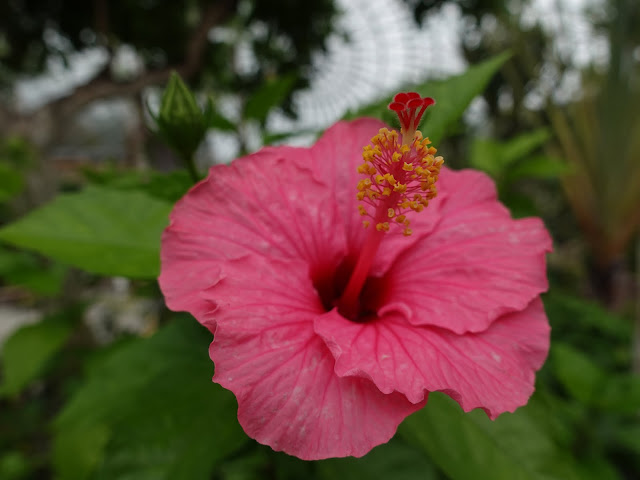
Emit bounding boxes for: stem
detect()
[182,153,200,183]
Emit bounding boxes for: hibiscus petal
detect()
[311,119,386,251]
[380,168,552,333]
[159,148,346,319]
[315,298,549,418]
[207,255,422,460]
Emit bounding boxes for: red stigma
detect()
[388,92,435,133]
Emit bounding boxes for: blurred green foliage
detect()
[1,315,74,397]
[0,0,639,474]
[53,319,248,480]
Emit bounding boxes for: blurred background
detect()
[0,0,639,479]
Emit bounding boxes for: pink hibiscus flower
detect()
[159,92,552,460]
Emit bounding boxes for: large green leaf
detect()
[0,316,74,397]
[345,52,510,145]
[53,319,248,480]
[82,168,194,203]
[399,392,584,480]
[418,52,511,145]
[0,187,172,278]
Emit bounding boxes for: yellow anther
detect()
[362,147,375,161]
[357,123,443,236]
[357,178,372,190]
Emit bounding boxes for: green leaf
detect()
[0,451,32,480]
[543,292,632,340]
[501,129,551,165]
[551,343,605,404]
[53,424,111,480]
[418,52,511,145]
[53,319,248,480]
[244,75,297,122]
[345,52,510,145]
[0,186,172,278]
[469,138,502,177]
[83,168,193,203]
[0,136,38,170]
[470,129,552,180]
[1,316,74,396]
[594,373,640,413]
[317,437,438,480]
[615,424,640,454]
[0,163,25,203]
[507,155,569,182]
[0,246,67,296]
[399,392,583,480]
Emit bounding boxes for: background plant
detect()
[0,1,639,479]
